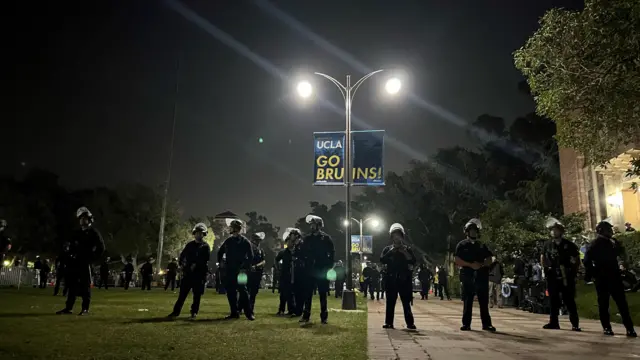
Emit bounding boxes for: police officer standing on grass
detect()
[168,223,211,320]
[98,256,110,290]
[290,227,306,318]
[140,257,153,291]
[56,207,105,316]
[276,228,298,316]
[584,219,637,337]
[380,223,416,330]
[122,257,134,290]
[53,242,70,296]
[218,219,255,321]
[541,217,581,331]
[300,215,334,325]
[334,260,345,298]
[455,218,496,332]
[247,232,266,312]
[165,257,178,292]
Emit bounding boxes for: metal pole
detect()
[157,56,180,275]
[359,220,363,266]
[344,75,353,291]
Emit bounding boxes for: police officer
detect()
[247,232,266,313]
[56,207,105,315]
[0,219,11,269]
[584,220,637,337]
[123,257,134,290]
[276,228,298,316]
[454,218,496,332]
[438,265,451,301]
[290,227,306,317]
[218,219,254,320]
[165,257,178,291]
[418,262,432,300]
[98,256,110,289]
[140,257,153,291]
[299,215,334,324]
[168,223,211,320]
[53,242,70,296]
[380,223,416,330]
[334,260,345,298]
[541,217,581,331]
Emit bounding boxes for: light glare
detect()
[385,78,401,94]
[297,81,313,98]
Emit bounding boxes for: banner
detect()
[313,130,385,186]
[350,235,373,254]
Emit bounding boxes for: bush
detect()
[617,231,640,269]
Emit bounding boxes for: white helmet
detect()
[305,215,324,227]
[389,223,405,235]
[283,227,301,240]
[464,218,482,231]
[252,232,265,241]
[76,207,93,219]
[192,222,208,235]
[545,217,564,229]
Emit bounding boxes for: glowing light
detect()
[258,137,264,143]
[2,260,9,267]
[370,219,380,228]
[297,81,312,98]
[237,272,248,285]
[158,270,164,275]
[607,193,623,207]
[385,78,401,95]
[326,269,337,281]
[343,219,350,227]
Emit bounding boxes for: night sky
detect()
[7,0,583,230]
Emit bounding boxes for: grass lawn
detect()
[575,283,640,325]
[0,287,367,360]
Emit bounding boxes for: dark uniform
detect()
[123,262,134,290]
[455,239,493,329]
[98,260,109,289]
[275,247,295,314]
[300,231,334,323]
[39,261,51,289]
[513,257,527,308]
[53,248,70,296]
[170,240,211,317]
[218,234,254,318]
[291,240,306,317]
[165,260,178,291]
[418,265,432,300]
[334,263,345,298]
[380,244,416,328]
[370,267,381,300]
[584,235,636,335]
[542,238,580,329]
[438,267,450,300]
[140,261,153,291]
[247,242,265,312]
[58,227,105,314]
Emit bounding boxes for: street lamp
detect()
[344,216,380,303]
[297,70,399,310]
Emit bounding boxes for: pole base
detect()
[341,290,357,310]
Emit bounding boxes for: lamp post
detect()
[298,71,400,310]
[344,217,380,269]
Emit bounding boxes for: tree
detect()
[514,0,640,165]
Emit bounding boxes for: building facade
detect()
[559,146,640,231]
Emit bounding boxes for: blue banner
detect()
[351,235,373,254]
[352,130,385,186]
[313,132,346,185]
[313,130,385,186]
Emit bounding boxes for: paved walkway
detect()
[368,298,640,360]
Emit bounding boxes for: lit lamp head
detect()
[385,77,401,95]
[297,81,313,98]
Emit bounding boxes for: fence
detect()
[0,266,37,288]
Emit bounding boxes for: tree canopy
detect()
[514,0,640,165]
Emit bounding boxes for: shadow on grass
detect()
[0,313,58,318]
[128,317,179,324]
